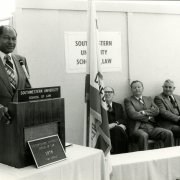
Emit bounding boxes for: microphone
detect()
[19,60,31,87]
[19,60,30,79]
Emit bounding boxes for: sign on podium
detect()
[28,135,66,168]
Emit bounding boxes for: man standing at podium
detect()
[0,25,31,122]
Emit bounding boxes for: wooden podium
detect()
[0,97,65,168]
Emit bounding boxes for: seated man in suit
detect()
[124,80,173,150]
[104,86,128,154]
[154,79,180,139]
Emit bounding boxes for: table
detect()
[0,144,107,180]
[110,146,180,180]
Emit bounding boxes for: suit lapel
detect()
[131,96,144,110]
[162,94,175,112]
[112,102,118,119]
[12,54,24,90]
[173,95,180,112]
[142,96,149,109]
[130,96,141,131]
[0,57,13,95]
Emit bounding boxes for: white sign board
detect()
[64,32,122,73]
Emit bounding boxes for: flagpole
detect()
[83,0,91,146]
[85,0,112,179]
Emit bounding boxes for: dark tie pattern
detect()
[107,104,113,112]
[138,98,144,104]
[169,96,178,108]
[4,55,16,91]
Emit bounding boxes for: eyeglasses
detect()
[104,91,114,94]
[163,86,173,89]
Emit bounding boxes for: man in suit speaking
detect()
[124,80,173,150]
[0,25,31,122]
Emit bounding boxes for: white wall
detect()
[128,12,180,96]
[14,0,180,145]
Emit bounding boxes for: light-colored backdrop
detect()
[14,0,180,145]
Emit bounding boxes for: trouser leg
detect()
[149,127,174,147]
[170,125,180,139]
[110,126,128,154]
[132,129,149,150]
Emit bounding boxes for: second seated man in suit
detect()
[154,79,180,139]
[0,25,31,122]
[124,80,174,150]
[104,86,128,154]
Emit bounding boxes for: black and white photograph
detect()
[0,0,180,179]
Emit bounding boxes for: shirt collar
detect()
[106,101,112,107]
[0,51,12,65]
[162,93,174,99]
[134,95,143,100]
[169,95,175,100]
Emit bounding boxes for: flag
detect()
[85,0,111,156]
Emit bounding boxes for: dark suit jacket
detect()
[0,54,31,107]
[154,93,180,128]
[108,102,126,125]
[124,96,159,135]
[108,102,128,154]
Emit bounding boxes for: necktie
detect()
[169,96,177,108]
[169,96,174,104]
[4,55,16,91]
[107,104,113,112]
[138,98,144,104]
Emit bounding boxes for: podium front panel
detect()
[0,98,65,168]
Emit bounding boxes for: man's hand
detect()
[109,123,117,129]
[119,124,126,131]
[139,110,146,115]
[0,105,7,118]
[0,105,11,124]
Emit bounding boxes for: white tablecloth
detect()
[0,144,107,180]
[110,146,180,180]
